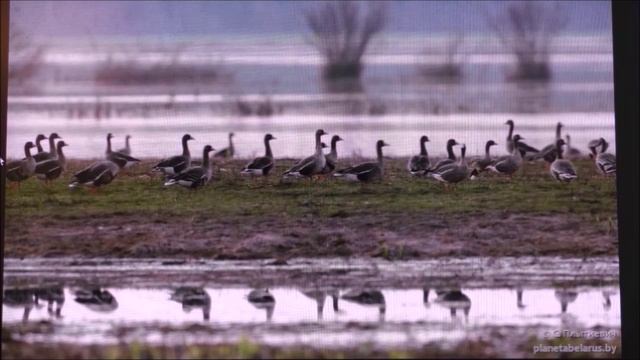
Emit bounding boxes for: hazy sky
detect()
[11,1,612,38]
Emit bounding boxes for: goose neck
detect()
[447,143,456,160]
[264,138,273,158]
[484,143,492,158]
[182,137,190,157]
[507,122,514,140]
[377,144,384,164]
[420,139,427,156]
[202,149,210,169]
[49,136,56,153]
[555,123,562,140]
[106,136,112,154]
[24,144,33,158]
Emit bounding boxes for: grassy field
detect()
[3,157,617,259]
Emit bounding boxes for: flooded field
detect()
[2,257,620,354]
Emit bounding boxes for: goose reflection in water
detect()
[247,289,276,322]
[433,289,472,323]
[300,288,341,321]
[170,287,211,321]
[3,288,37,322]
[341,289,386,322]
[554,289,579,314]
[73,288,118,313]
[34,286,65,318]
[516,287,526,310]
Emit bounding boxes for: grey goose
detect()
[487,134,525,176]
[533,122,564,164]
[214,132,235,159]
[34,134,47,154]
[69,160,120,189]
[35,141,69,183]
[33,132,62,163]
[116,134,132,156]
[321,135,343,174]
[429,138,458,173]
[434,289,471,319]
[334,140,389,183]
[241,133,277,176]
[593,137,616,175]
[407,135,430,176]
[105,133,141,169]
[341,289,386,321]
[549,138,578,182]
[469,140,498,179]
[564,134,582,160]
[282,129,327,178]
[429,143,470,184]
[505,119,539,158]
[6,141,37,188]
[164,145,215,189]
[152,133,195,176]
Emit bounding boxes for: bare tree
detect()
[8,11,45,87]
[483,1,568,81]
[305,1,387,80]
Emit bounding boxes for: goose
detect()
[34,134,47,154]
[487,134,525,176]
[116,134,132,156]
[6,141,37,188]
[587,138,602,159]
[301,288,328,320]
[2,288,36,322]
[407,135,430,176]
[428,139,458,173]
[105,133,140,169]
[534,122,564,163]
[33,132,62,163]
[214,132,235,159]
[549,138,577,182]
[334,140,388,183]
[504,119,539,158]
[34,141,68,183]
[282,129,327,178]
[593,138,616,175]
[34,286,65,317]
[164,145,215,189]
[321,135,343,174]
[152,134,195,176]
[564,134,582,160]
[68,160,120,189]
[469,140,498,179]
[429,143,470,185]
[241,133,276,177]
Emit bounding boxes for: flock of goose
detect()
[6,119,616,190]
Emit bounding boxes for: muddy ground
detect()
[4,158,617,259]
[5,211,617,259]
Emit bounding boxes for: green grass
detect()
[5,158,616,221]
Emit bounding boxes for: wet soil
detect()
[4,211,617,259]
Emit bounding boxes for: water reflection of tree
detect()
[305,1,387,93]
[483,1,569,81]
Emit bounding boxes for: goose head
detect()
[504,119,514,126]
[229,132,235,138]
[125,134,131,140]
[35,134,47,143]
[331,135,343,143]
[377,140,390,148]
[49,133,62,141]
[315,129,327,139]
[107,133,114,141]
[264,133,276,141]
[446,139,459,147]
[512,134,524,144]
[599,137,609,153]
[57,141,69,149]
[321,142,328,149]
[24,141,36,150]
[486,140,498,147]
[420,135,430,144]
[203,145,215,154]
[183,134,195,142]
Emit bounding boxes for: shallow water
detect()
[6,112,615,159]
[2,257,621,348]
